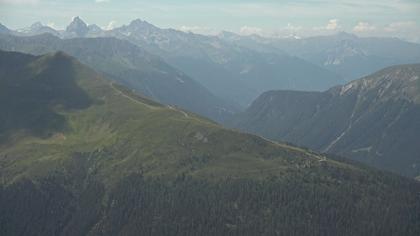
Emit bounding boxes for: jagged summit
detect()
[127,18,157,30]
[30,22,43,29]
[88,24,102,33]
[71,16,86,24]
[66,16,89,36]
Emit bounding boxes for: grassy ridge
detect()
[0,50,333,186]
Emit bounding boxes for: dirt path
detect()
[167,105,189,118]
[110,83,159,110]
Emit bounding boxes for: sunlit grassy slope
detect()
[0,50,352,186]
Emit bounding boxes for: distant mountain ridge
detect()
[0,33,238,122]
[105,18,343,106]
[0,18,343,107]
[16,22,60,37]
[65,16,89,37]
[5,18,420,106]
[231,64,420,178]
[221,31,420,81]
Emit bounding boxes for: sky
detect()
[1,0,420,42]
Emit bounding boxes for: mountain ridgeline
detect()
[1,18,344,107]
[0,50,420,235]
[4,18,420,107]
[220,31,420,82]
[106,19,342,106]
[231,64,420,178]
[4,17,420,108]
[0,33,238,123]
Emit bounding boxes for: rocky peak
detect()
[66,16,89,37]
[127,19,157,31]
[30,22,43,29]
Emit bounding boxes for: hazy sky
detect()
[1,0,420,41]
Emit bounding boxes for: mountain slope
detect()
[0,33,237,122]
[0,50,420,235]
[104,19,342,106]
[231,64,420,177]
[0,49,336,184]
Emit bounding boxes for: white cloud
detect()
[239,26,263,36]
[384,21,417,32]
[223,18,419,43]
[311,19,342,33]
[268,23,304,38]
[324,20,420,43]
[353,22,376,32]
[0,0,38,4]
[326,19,340,30]
[383,21,420,42]
[95,0,109,3]
[180,25,219,35]
[47,22,56,29]
[285,23,303,32]
[267,23,330,38]
[180,25,200,32]
[106,20,117,30]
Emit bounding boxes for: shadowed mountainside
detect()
[231,64,420,178]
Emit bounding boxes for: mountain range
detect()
[0,33,237,122]
[1,18,344,107]
[5,17,420,106]
[103,19,343,106]
[1,49,420,235]
[231,64,420,178]
[4,18,420,107]
[220,31,420,81]
[2,18,420,177]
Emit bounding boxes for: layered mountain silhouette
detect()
[1,49,419,235]
[6,18,420,93]
[221,32,420,81]
[0,33,237,122]
[2,18,344,107]
[104,19,343,106]
[5,18,420,108]
[231,64,420,178]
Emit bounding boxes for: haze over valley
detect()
[1,1,420,235]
